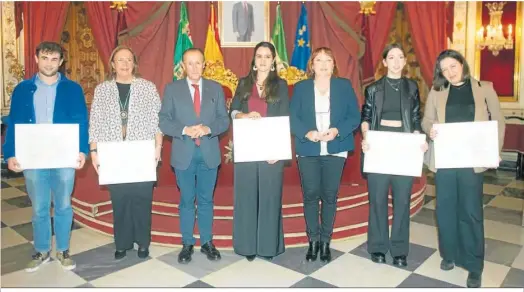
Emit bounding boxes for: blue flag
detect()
[290,3,311,71]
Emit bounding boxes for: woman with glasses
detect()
[89,45,163,260]
[289,47,361,262]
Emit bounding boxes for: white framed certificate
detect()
[97,140,157,185]
[15,124,79,169]
[433,121,499,169]
[363,130,426,177]
[232,116,292,163]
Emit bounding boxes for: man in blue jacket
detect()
[3,41,89,272]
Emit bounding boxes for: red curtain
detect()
[85,2,120,68]
[405,1,448,85]
[22,1,70,78]
[118,2,176,93]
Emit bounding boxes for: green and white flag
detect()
[271,3,288,71]
[173,2,193,80]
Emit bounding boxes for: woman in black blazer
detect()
[361,43,426,267]
[289,47,361,262]
[229,42,289,261]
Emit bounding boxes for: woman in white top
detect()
[289,47,361,262]
[89,45,163,260]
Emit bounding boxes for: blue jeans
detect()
[23,168,75,253]
[174,147,218,245]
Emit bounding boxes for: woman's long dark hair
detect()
[432,49,471,91]
[237,42,280,103]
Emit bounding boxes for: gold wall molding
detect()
[1,1,25,116]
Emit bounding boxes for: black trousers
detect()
[297,155,346,243]
[366,173,413,257]
[435,168,484,273]
[107,181,154,251]
[233,161,285,257]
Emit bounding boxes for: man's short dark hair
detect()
[36,41,64,59]
[182,48,205,62]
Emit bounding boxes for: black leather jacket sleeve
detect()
[361,85,373,125]
[411,86,422,132]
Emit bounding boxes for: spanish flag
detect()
[204,3,223,63]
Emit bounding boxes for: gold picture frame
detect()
[218,1,270,48]
[474,1,521,103]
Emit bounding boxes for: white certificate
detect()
[363,131,426,177]
[232,116,292,163]
[15,124,79,169]
[433,121,499,169]
[97,140,157,185]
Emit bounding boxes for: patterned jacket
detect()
[89,77,162,143]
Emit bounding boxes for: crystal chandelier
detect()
[476,2,513,56]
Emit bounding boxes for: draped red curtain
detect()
[22,1,70,78]
[360,2,397,87]
[85,2,120,69]
[405,1,448,85]
[118,2,176,92]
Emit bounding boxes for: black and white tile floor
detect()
[1,170,523,287]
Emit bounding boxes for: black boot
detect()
[467,272,482,288]
[319,242,331,262]
[305,241,320,262]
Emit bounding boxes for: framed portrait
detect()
[474,1,522,103]
[218,1,270,48]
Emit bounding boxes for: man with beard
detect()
[3,41,88,272]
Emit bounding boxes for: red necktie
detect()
[192,84,201,146]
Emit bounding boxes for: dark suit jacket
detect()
[159,78,230,170]
[232,2,254,36]
[229,77,289,117]
[289,78,361,157]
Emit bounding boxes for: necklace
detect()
[119,86,131,119]
[386,78,401,91]
[256,82,265,91]
[452,82,467,90]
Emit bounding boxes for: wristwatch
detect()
[89,148,98,153]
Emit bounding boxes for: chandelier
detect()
[476,2,513,56]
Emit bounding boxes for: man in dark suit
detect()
[159,48,230,264]
[232,1,254,42]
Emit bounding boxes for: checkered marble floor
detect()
[1,170,523,288]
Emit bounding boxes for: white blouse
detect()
[314,86,347,158]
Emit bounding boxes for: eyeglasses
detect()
[115,58,133,64]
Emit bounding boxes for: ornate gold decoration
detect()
[278,66,308,85]
[2,1,25,116]
[110,1,127,12]
[476,2,514,56]
[61,2,106,105]
[359,1,377,15]
[202,60,239,96]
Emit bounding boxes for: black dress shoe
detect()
[305,241,320,262]
[201,241,221,261]
[319,242,331,262]
[178,245,194,264]
[114,250,126,260]
[370,252,386,263]
[246,255,256,261]
[393,255,407,267]
[467,272,482,288]
[137,247,149,259]
[440,259,455,271]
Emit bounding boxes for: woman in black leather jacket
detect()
[360,43,427,267]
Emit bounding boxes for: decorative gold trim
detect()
[202,60,239,95]
[278,66,308,85]
[218,1,270,48]
[475,1,521,103]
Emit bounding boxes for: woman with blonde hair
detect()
[289,47,361,262]
[89,45,163,260]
